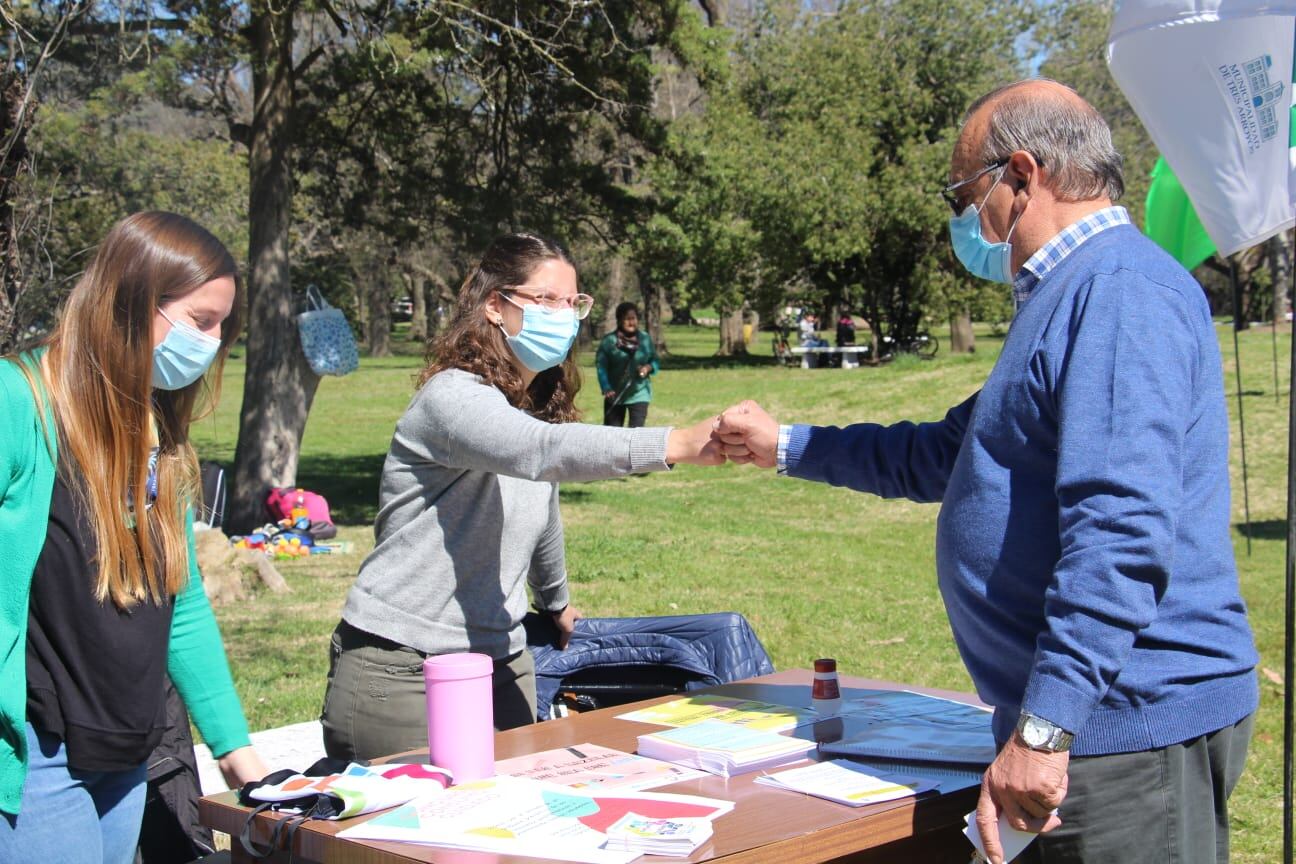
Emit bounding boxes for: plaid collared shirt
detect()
[1012,206,1131,309]
[776,424,793,476]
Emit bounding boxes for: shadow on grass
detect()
[660,353,787,371]
[295,455,605,527]
[1237,519,1287,541]
[296,453,386,527]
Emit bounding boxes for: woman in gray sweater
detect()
[321,233,722,760]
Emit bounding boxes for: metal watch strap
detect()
[1017,711,1075,753]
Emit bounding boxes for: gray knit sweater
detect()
[341,368,672,658]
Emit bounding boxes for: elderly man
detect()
[713,79,1258,864]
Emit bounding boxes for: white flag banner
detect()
[1107,1,1296,256]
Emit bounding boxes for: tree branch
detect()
[293,42,329,79]
[68,17,188,35]
[1,0,90,171]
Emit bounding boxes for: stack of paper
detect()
[755,759,940,807]
[617,695,815,732]
[336,774,733,864]
[604,813,714,857]
[637,720,816,777]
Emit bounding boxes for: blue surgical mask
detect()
[498,299,578,373]
[948,169,1024,284]
[153,309,221,390]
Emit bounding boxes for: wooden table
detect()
[201,669,985,863]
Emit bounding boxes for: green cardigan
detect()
[0,354,251,815]
[594,330,660,406]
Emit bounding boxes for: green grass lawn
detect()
[193,320,1288,862]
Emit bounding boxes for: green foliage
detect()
[1034,0,1157,226]
[638,0,1032,342]
[18,87,247,331]
[296,1,694,263]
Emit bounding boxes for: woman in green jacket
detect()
[0,212,263,863]
[595,302,660,427]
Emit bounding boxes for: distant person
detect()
[596,302,660,428]
[798,313,827,367]
[713,79,1257,864]
[0,212,265,863]
[835,313,856,347]
[798,313,820,346]
[321,233,722,760]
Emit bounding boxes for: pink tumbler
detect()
[423,653,495,784]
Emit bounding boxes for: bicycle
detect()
[772,325,797,367]
[879,330,939,361]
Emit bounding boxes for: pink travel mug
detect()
[423,653,495,784]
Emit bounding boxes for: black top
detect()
[26,463,173,772]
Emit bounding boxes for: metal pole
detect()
[1275,319,1282,403]
[1286,285,1296,864]
[1287,229,1296,864]
[1275,233,1289,402]
[1231,260,1253,556]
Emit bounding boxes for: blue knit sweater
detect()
[784,225,1258,757]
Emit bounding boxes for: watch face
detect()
[1021,717,1049,747]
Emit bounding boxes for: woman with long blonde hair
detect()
[321,232,723,761]
[0,212,264,862]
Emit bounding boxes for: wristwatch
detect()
[1016,712,1074,753]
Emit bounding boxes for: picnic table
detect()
[790,346,872,368]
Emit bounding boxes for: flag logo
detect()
[1219,55,1283,153]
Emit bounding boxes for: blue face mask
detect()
[498,300,578,373]
[948,169,1024,284]
[153,309,221,390]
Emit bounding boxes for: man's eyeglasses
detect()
[940,157,1009,216]
[500,286,594,320]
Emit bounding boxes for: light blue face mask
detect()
[498,299,578,373]
[153,309,221,390]
[948,168,1024,284]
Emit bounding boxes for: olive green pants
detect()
[320,620,537,763]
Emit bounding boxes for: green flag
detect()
[1144,156,1216,271]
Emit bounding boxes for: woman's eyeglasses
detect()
[500,286,594,320]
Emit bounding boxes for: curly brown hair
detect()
[419,233,581,422]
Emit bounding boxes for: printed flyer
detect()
[336,774,733,863]
[616,694,814,732]
[495,743,708,792]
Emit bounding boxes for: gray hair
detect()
[966,79,1125,202]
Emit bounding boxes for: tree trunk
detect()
[655,283,670,353]
[698,0,728,27]
[642,275,668,355]
[354,278,368,334]
[598,255,626,339]
[432,275,453,334]
[0,71,34,352]
[229,4,319,534]
[864,310,881,362]
[717,305,746,356]
[948,310,975,353]
[410,272,428,342]
[1271,233,1291,326]
[367,254,393,357]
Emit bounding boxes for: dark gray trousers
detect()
[320,621,538,763]
[603,400,649,428]
[1019,713,1254,864]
